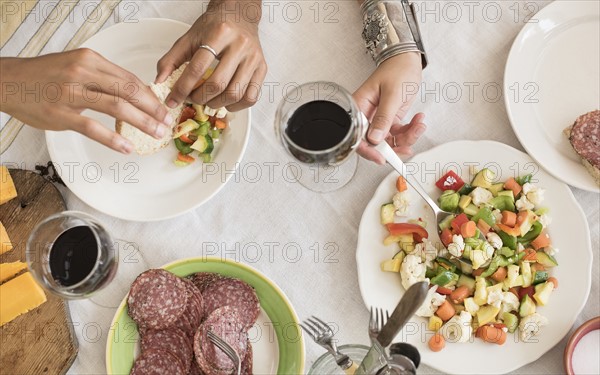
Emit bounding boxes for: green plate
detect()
[105,257,305,374]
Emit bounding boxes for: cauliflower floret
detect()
[470,187,493,206]
[400,254,428,290]
[538,214,552,228]
[544,246,559,256]
[516,195,535,211]
[447,234,465,258]
[499,292,520,316]
[470,250,487,269]
[517,243,525,252]
[519,313,549,341]
[522,183,545,206]
[215,107,228,118]
[416,285,446,317]
[482,241,495,259]
[463,297,480,316]
[204,105,217,116]
[487,288,505,307]
[486,232,503,249]
[414,239,438,268]
[492,209,502,224]
[440,311,473,343]
[393,191,410,217]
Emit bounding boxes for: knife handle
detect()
[344,362,359,374]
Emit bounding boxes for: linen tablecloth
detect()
[1,1,598,374]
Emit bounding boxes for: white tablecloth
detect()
[1,1,598,374]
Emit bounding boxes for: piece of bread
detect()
[116,63,188,155]
[563,110,600,186]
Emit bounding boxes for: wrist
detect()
[0,58,21,115]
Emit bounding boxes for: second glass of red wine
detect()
[275,82,367,192]
[26,211,117,299]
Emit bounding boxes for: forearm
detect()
[0,57,20,115]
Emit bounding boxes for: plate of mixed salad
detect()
[45,19,251,221]
[356,140,592,374]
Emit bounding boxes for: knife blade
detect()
[377,281,429,347]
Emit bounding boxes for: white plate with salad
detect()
[356,140,592,374]
[45,19,251,221]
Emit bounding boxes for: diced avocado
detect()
[506,264,521,288]
[459,258,473,275]
[457,274,476,294]
[458,195,472,210]
[477,305,500,326]
[497,190,515,201]
[380,203,395,224]
[381,259,402,273]
[173,119,200,138]
[502,312,519,333]
[518,210,537,236]
[392,251,406,264]
[521,262,532,288]
[474,277,488,306]
[438,215,455,231]
[458,183,475,195]
[533,281,554,306]
[519,295,536,317]
[173,160,190,167]
[486,282,503,296]
[536,252,558,268]
[383,235,400,246]
[464,297,480,316]
[532,270,549,285]
[383,233,414,251]
[463,204,479,216]
[192,122,210,136]
[439,191,460,212]
[428,315,443,331]
[489,182,505,196]
[192,104,210,122]
[489,196,515,211]
[471,168,496,189]
[408,218,427,228]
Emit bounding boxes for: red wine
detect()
[49,226,98,287]
[286,101,352,151]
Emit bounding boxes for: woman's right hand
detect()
[0,49,173,154]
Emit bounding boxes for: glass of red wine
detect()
[275,81,368,192]
[26,211,117,299]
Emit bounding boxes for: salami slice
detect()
[194,306,248,375]
[130,348,186,375]
[127,269,188,330]
[241,340,253,375]
[188,360,206,375]
[188,272,226,294]
[202,278,260,329]
[569,110,600,169]
[141,328,193,373]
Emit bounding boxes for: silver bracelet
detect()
[361,0,428,68]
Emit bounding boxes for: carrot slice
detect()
[215,119,228,129]
[504,177,522,197]
[477,219,491,236]
[177,152,195,163]
[396,176,408,192]
[179,134,194,144]
[460,221,477,238]
[523,248,537,262]
[435,300,455,322]
[501,211,517,227]
[491,267,507,282]
[428,333,445,352]
[478,325,507,345]
[547,277,558,289]
[531,231,551,250]
[497,223,521,237]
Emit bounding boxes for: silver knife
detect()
[356,282,429,375]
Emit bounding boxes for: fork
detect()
[368,307,389,343]
[207,330,241,375]
[301,316,359,374]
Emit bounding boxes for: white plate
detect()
[45,19,251,221]
[504,1,600,193]
[356,140,593,374]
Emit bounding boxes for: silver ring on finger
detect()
[199,44,219,59]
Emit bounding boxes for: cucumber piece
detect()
[438,214,455,231]
[457,274,476,293]
[458,195,472,210]
[200,153,212,163]
[533,281,554,306]
[536,252,558,268]
[191,135,214,154]
[173,119,200,138]
[174,138,193,155]
[502,312,519,333]
[380,203,395,225]
[211,129,221,139]
[381,259,402,273]
[463,204,479,216]
[519,294,536,317]
[173,160,190,167]
[532,270,549,285]
[193,123,210,136]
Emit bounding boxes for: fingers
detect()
[189,51,240,105]
[80,93,170,140]
[389,112,427,146]
[357,141,386,165]
[367,86,406,145]
[225,64,266,112]
[166,46,220,108]
[156,36,191,84]
[63,113,133,154]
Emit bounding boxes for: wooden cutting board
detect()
[0,169,78,375]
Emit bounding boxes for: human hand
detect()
[0,50,172,154]
[157,0,267,112]
[353,52,426,164]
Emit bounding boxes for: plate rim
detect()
[355,139,593,374]
[44,18,253,221]
[503,1,600,193]
[104,256,306,374]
